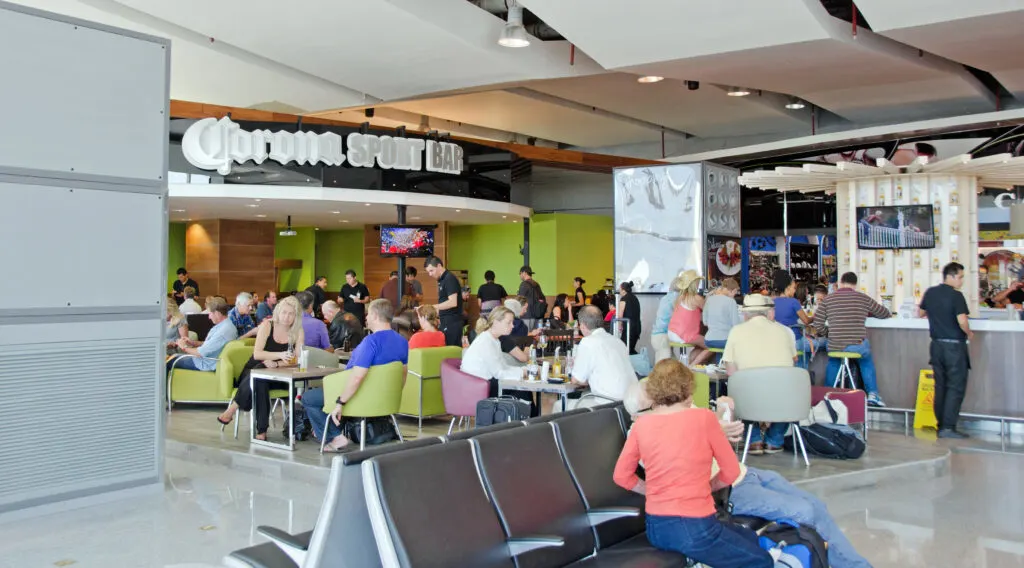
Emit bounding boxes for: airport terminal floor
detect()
[2,423,1024,568]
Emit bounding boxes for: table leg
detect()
[287,379,295,450]
[561,393,567,413]
[249,373,256,443]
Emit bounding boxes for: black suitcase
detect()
[476,396,531,427]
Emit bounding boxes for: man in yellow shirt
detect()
[721,294,798,454]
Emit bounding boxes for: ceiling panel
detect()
[519,0,828,70]
[855,0,1023,32]
[113,0,602,102]
[389,91,661,147]
[526,73,809,138]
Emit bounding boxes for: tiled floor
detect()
[3,409,1023,568]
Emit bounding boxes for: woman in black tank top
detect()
[218,298,305,439]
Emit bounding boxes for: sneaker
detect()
[937,429,969,439]
[747,442,765,455]
[764,444,784,455]
[867,393,886,408]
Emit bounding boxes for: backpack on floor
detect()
[341,417,399,446]
[476,396,531,426]
[285,401,311,441]
[758,520,829,568]
[785,423,865,459]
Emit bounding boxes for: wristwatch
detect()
[335,397,346,406]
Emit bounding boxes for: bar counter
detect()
[867,318,1024,418]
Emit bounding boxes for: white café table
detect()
[249,366,341,451]
[496,377,585,413]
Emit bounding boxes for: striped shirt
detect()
[812,288,890,352]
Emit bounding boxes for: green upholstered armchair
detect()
[398,346,463,433]
[167,340,253,410]
[320,361,406,451]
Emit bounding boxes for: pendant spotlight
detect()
[498,1,530,48]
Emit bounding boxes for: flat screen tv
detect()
[380,225,435,257]
[855,205,935,250]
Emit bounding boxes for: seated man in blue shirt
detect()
[303,298,409,451]
[228,292,259,339]
[166,297,238,373]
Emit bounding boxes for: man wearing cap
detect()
[722,294,799,455]
[517,266,546,330]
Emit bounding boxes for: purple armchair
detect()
[440,358,490,435]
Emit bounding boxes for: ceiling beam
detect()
[505,87,697,140]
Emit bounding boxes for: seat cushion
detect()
[228,541,300,568]
[574,544,688,567]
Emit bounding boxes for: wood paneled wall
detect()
[363,223,448,304]
[185,219,276,300]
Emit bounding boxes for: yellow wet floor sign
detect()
[913,370,938,430]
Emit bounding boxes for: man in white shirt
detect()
[178,286,203,315]
[569,306,639,409]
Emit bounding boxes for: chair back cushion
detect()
[445,420,523,442]
[305,438,444,568]
[552,409,645,548]
[730,366,812,423]
[440,358,490,417]
[320,361,405,417]
[186,313,213,340]
[408,346,463,378]
[365,441,516,568]
[216,340,254,397]
[471,425,595,567]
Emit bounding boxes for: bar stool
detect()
[828,351,861,390]
[669,341,695,364]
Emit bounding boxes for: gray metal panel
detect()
[0,182,165,310]
[702,162,742,238]
[0,336,161,513]
[0,5,168,182]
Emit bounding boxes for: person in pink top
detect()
[408,305,446,350]
[614,359,771,567]
[667,272,713,365]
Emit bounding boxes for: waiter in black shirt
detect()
[172,268,199,306]
[919,262,973,439]
[338,270,370,325]
[304,275,329,319]
[424,256,464,347]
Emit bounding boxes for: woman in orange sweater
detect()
[613,360,772,567]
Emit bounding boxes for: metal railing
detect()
[858,222,931,248]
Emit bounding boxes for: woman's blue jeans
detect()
[646,514,772,568]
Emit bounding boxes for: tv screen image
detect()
[380,225,435,257]
[855,205,935,249]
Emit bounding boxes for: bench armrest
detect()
[257,526,310,565]
[587,506,641,526]
[508,535,565,555]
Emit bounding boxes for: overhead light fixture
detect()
[411,216,422,220]
[364,203,371,207]
[314,227,320,231]
[686,81,700,91]
[513,219,518,223]
[727,86,751,97]
[246,204,260,208]
[172,209,185,213]
[497,1,530,48]
[184,218,192,222]
[502,215,507,219]
[279,215,297,237]
[340,220,349,223]
[253,199,262,202]
[637,75,664,84]
[455,209,461,213]
[785,97,806,110]
[331,211,340,214]
[255,214,267,218]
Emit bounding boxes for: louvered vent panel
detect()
[0,338,161,508]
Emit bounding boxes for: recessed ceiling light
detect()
[172,209,185,213]
[341,220,350,223]
[455,209,461,213]
[255,214,267,218]
[513,219,518,223]
[314,227,319,231]
[246,204,260,208]
[637,75,664,83]
[184,218,192,221]
[727,86,751,97]
[784,97,806,110]
[364,203,371,207]
[411,216,422,220]
[254,199,262,202]
[331,211,341,214]
[502,215,507,219]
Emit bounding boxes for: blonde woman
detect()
[667,271,713,366]
[409,305,446,349]
[165,302,190,352]
[217,296,304,440]
[651,272,687,362]
[461,307,523,389]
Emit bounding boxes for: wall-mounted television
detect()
[856,205,935,250]
[380,225,435,257]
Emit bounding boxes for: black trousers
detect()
[930,340,970,431]
[232,368,286,435]
[440,314,464,347]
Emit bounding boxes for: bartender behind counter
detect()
[993,279,1024,308]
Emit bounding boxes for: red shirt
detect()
[408,330,446,350]
[613,408,739,518]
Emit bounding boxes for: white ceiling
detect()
[15,0,1024,155]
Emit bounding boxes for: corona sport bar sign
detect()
[182,117,464,176]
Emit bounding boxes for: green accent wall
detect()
[447,213,613,298]
[315,229,364,292]
[449,224,525,292]
[275,227,316,292]
[167,222,186,293]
